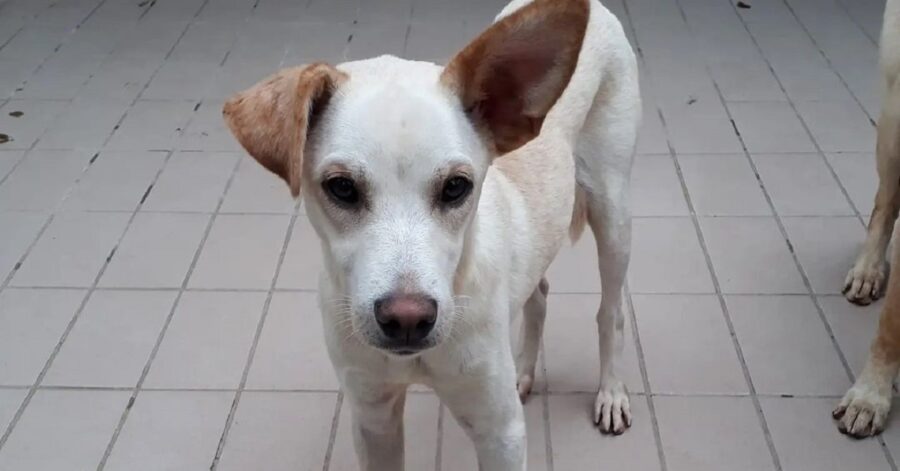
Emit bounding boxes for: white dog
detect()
[223,0,639,468]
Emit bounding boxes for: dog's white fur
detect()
[225,0,639,468]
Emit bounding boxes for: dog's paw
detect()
[843,262,887,305]
[593,381,631,435]
[833,382,892,438]
[517,374,534,402]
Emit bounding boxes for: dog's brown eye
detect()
[440,176,473,205]
[324,177,359,205]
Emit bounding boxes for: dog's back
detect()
[492,0,640,244]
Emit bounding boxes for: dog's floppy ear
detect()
[223,63,346,197]
[441,0,589,155]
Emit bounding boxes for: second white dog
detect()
[223,0,640,468]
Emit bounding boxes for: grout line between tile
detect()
[538,338,553,471]
[625,283,667,471]
[680,0,896,467]
[617,3,669,470]
[658,100,786,471]
[208,209,301,470]
[94,147,241,471]
[637,3,785,470]
[321,391,344,471]
[435,401,445,471]
[833,0,880,47]
[723,0,896,417]
[730,3,869,233]
[780,0,878,125]
[0,382,855,399]
[0,143,174,453]
[0,147,28,188]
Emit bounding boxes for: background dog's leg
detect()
[835,230,900,436]
[437,370,527,471]
[515,277,549,401]
[345,385,407,471]
[845,79,900,305]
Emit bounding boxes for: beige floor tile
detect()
[819,296,882,377]
[0,389,27,431]
[0,150,90,211]
[655,396,774,471]
[729,102,816,153]
[679,154,771,216]
[782,217,864,295]
[700,217,806,294]
[0,288,85,386]
[246,292,339,391]
[104,391,233,471]
[61,151,166,211]
[727,295,850,395]
[761,397,891,471]
[216,392,338,471]
[275,217,323,290]
[143,291,265,389]
[0,211,47,281]
[754,153,856,216]
[99,212,210,288]
[220,157,297,214]
[630,218,714,294]
[548,394,660,471]
[188,214,291,289]
[11,211,130,287]
[43,290,176,387]
[0,390,129,471]
[631,154,689,217]
[633,294,747,394]
[825,152,877,216]
[140,151,239,212]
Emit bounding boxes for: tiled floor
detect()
[0,0,893,469]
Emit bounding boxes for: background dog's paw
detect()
[593,381,631,435]
[843,263,886,305]
[517,374,534,402]
[833,383,891,438]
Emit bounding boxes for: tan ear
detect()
[441,0,589,154]
[222,63,346,197]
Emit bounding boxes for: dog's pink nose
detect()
[374,294,437,344]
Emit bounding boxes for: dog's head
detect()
[223,0,588,356]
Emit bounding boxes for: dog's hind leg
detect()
[845,77,900,305]
[515,277,549,401]
[575,65,639,435]
[585,180,632,435]
[835,229,900,436]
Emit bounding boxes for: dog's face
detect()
[223,0,588,356]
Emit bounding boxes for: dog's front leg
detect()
[343,383,407,471]
[436,364,526,470]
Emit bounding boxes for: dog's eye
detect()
[440,176,473,205]
[324,177,360,205]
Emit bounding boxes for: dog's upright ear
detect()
[441,0,589,155]
[223,63,346,197]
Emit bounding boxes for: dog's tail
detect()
[569,186,589,244]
